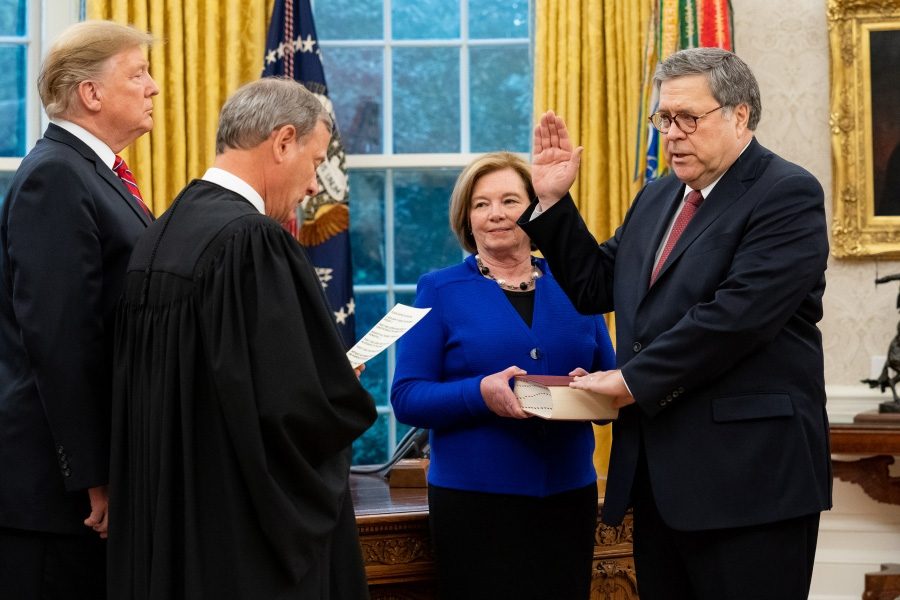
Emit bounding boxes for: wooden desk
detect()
[830,421,900,505]
[831,421,900,454]
[351,474,637,599]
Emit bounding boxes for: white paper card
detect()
[346,303,431,368]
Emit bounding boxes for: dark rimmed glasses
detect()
[648,105,724,134]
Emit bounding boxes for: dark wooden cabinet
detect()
[351,475,638,599]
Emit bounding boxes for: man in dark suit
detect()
[520,47,831,600]
[0,20,158,598]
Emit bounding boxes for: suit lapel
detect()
[648,138,765,287]
[638,179,685,288]
[44,124,152,226]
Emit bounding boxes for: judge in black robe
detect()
[108,78,376,599]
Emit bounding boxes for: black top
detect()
[503,288,536,327]
[108,180,376,599]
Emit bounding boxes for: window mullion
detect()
[459,0,469,154]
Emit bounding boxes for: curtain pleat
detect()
[86,0,271,215]
[534,0,653,493]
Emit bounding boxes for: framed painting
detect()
[829,0,900,258]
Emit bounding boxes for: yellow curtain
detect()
[534,0,652,493]
[86,0,272,215]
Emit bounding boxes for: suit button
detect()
[658,399,667,407]
[632,342,642,352]
[530,348,541,360]
[666,394,673,402]
[672,390,680,398]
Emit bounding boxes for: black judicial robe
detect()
[108,180,376,599]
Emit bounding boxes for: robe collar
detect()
[201,167,266,215]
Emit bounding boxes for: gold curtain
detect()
[86,0,272,215]
[533,0,652,492]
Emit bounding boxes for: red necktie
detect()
[650,189,704,286]
[113,155,152,219]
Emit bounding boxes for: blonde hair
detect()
[38,20,154,119]
[449,151,535,254]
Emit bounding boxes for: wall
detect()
[732,0,900,387]
[732,1,900,597]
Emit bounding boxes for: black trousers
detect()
[428,483,598,600]
[630,451,820,600]
[0,527,105,600]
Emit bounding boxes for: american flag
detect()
[263,0,356,348]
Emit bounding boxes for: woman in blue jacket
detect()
[391,152,616,599]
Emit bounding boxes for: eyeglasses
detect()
[648,106,724,134]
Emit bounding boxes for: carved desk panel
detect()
[351,474,638,599]
[830,420,900,505]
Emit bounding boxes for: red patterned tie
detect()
[650,189,704,286]
[113,155,152,219]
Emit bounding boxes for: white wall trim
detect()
[826,384,886,424]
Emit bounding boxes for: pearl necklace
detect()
[475,255,542,291]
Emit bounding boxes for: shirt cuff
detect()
[619,370,634,397]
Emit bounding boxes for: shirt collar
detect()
[201,167,266,215]
[53,119,116,170]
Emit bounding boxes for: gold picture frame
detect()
[828,0,900,258]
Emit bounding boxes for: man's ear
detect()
[272,124,298,163]
[733,103,750,134]
[76,80,102,113]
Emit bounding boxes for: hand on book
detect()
[570,369,635,408]
[481,365,530,419]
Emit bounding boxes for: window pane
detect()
[392,0,458,40]
[355,292,389,407]
[469,0,529,39]
[470,45,532,153]
[350,170,386,284]
[394,169,461,283]
[352,291,390,466]
[0,171,15,207]
[396,291,416,307]
[0,45,26,157]
[393,48,459,153]
[322,47,383,154]
[0,0,26,36]
[314,0,382,40]
[353,412,389,465]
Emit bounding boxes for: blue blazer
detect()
[0,124,151,534]
[391,255,615,497]
[520,138,832,530]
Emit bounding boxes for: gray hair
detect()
[215,77,332,154]
[38,20,154,119]
[654,47,762,130]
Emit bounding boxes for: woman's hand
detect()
[480,365,530,419]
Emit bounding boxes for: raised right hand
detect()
[532,110,583,210]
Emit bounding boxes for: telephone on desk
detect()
[350,427,430,480]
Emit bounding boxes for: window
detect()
[314,0,533,464]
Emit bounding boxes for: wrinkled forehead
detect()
[658,74,715,110]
